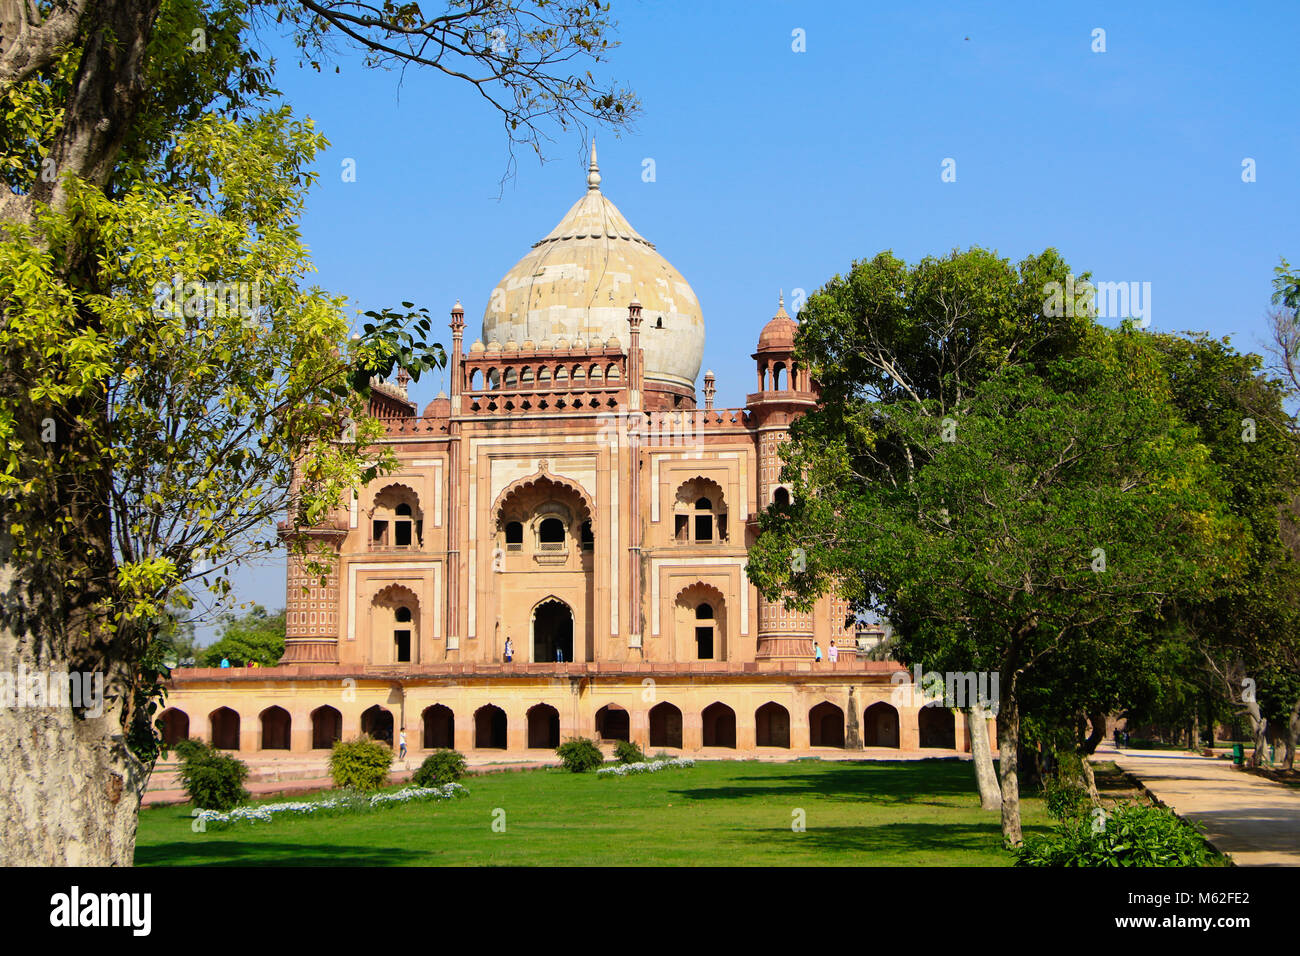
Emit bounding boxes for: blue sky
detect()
[197,0,1300,642]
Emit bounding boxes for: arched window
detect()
[580,520,594,551]
[573,365,586,384]
[590,364,604,383]
[606,363,621,381]
[469,368,483,390]
[694,496,714,542]
[486,368,500,390]
[538,366,552,384]
[773,487,790,507]
[372,487,422,549]
[674,479,727,545]
[555,365,569,384]
[773,362,786,390]
[505,521,524,551]
[504,367,518,388]
[394,502,414,547]
[538,517,566,551]
[394,605,412,662]
[521,366,534,385]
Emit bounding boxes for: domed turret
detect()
[482,142,704,403]
[756,291,797,352]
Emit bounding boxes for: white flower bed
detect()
[597,758,695,777]
[195,782,467,828]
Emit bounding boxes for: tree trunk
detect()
[0,0,161,865]
[1078,709,1104,803]
[966,702,1001,810]
[1285,699,1299,772]
[1080,756,1099,803]
[998,694,1022,845]
[1244,700,1268,768]
[0,533,149,865]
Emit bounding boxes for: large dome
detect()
[482,144,704,397]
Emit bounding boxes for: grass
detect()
[135,757,1049,866]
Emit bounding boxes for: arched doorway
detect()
[595,704,630,742]
[475,704,507,749]
[702,703,736,748]
[863,702,900,748]
[532,598,574,663]
[371,584,420,665]
[209,707,240,750]
[311,705,342,749]
[919,706,956,749]
[755,702,790,748]
[673,583,726,662]
[260,706,291,750]
[649,702,683,749]
[527,704,560,749]
[422,704,454,749]
[158,708,189,747]
[809,702,845,748]
[361,705,394,745]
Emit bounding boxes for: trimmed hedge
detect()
[556,737,604,773]
[328,736,394,792]
[175,739,250,811]
[413,749,468,787]
[614,739,647,765]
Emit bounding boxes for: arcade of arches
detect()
[155,682,992,757]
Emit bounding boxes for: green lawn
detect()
[135,758,1049,866]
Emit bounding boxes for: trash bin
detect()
[1231,743,1244,765]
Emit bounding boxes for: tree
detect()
[747,250,1238,843]
[1149,331,1300,768]
[198,605,286,666]
[0,0,636,865]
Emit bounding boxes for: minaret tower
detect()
[747,293,819,661]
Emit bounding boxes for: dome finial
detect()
[587,138,601,191]
[779,289,784,309]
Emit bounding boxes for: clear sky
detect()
[195,0,1300,642]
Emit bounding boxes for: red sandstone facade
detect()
[163,153,985,759]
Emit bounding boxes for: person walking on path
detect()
[813,642,822,663]
[398,728,407,760]
[828,640,839,663]
[504,636,513,663]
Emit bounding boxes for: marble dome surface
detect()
[482,144,704,392]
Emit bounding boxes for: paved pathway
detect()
[1098,743,1300,866]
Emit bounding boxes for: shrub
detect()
[614,739,647,765]
[329,736,394,792]
[1043,777,1090,821]
[1014,803,1222,867]
[176,739,250,811]
[413,749,468,787]
[556,737,604,773]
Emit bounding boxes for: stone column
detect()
[845,686,863,750]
